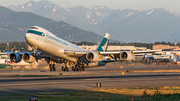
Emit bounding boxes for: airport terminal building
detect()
[153,44,180,55]
[79,45,147,51]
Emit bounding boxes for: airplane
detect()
[6,26,112,72]
[6,26,164,72]
[143,53,170,63]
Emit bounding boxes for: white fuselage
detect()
[25,26,87,62]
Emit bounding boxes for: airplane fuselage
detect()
[25,26,87,63]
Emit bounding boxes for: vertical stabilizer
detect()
[96,33,110,51]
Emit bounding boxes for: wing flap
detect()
[99,51,120,55]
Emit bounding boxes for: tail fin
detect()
[96,33,110,51]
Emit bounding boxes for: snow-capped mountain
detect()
[7,1,113,35]
[101,8,180,42]
[8,1,75,22]
[7,0,180,42]
[0,5,104,42]
[67,5,114,25]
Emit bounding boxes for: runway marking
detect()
[83,78,109,81]
[0,77,178,87]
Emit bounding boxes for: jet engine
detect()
[120,51,134,61]
[22,53,36,63]
[9,53,22,63]
[86,52,99,62]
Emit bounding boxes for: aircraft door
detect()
[45,32,48,42]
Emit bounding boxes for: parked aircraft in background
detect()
[5,26,164,72]
[143,53,170,63]
[143,37,179,64]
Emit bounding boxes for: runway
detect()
[0,63,180,94]
[0,62,179,76]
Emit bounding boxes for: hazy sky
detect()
[1,0,180,13]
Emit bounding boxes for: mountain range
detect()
[0,6,103,42]
[7,0,180,43]
[6,0,180,42]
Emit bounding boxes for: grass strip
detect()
[1,86,180,101]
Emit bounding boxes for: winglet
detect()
[96,33,110,52]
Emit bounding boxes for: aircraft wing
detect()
[3,51,25,55]
[64,50,120,56]
[132,49,163,54]
[63,49,163,56]
[98,49,163,55]
[3,51,42,55]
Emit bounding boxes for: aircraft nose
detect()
[25,32,32,43]
[25,32,29,40]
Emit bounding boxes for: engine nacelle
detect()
[86,52,99,62]
[22,53,36,63]
[120,51,135,61]
[9,53,22,63]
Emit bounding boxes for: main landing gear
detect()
[61,62,69,72]
[71,65,85,72]
[62,66,69,72]
[61,62,85,72]
[49,64,56,71]
[48,60,86,72]
[49,60,56,72]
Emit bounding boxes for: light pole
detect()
[7,43,9,50]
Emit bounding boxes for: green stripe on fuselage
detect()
[27,30,45,37]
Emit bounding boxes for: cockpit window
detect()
[31,27,38,30]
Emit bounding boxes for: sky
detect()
[1,0,180,13]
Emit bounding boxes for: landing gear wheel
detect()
[76,67,79,71]
[63,67,66,72]
[82,67,85,71]
[49,64,53,72]
[65,67,69,72]
[79,65,82,71]
[52,64,56,71]
[72,66,75,72]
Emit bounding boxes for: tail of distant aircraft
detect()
[96,33,110,52]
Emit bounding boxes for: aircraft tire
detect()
[76,67,79,71]
[82,67,85,71]
[79,67,81,71]
[53,67,56,71]
[79,65,82,71]
[52,64,56,71]
[49,64,53,72]
[62,66,64,70]
[72,66,76,72]
[65,67,69,72]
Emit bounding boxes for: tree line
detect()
[0,41,178,51]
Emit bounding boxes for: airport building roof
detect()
[153,44,180,50]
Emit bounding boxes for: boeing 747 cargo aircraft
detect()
[6,26,163,72]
